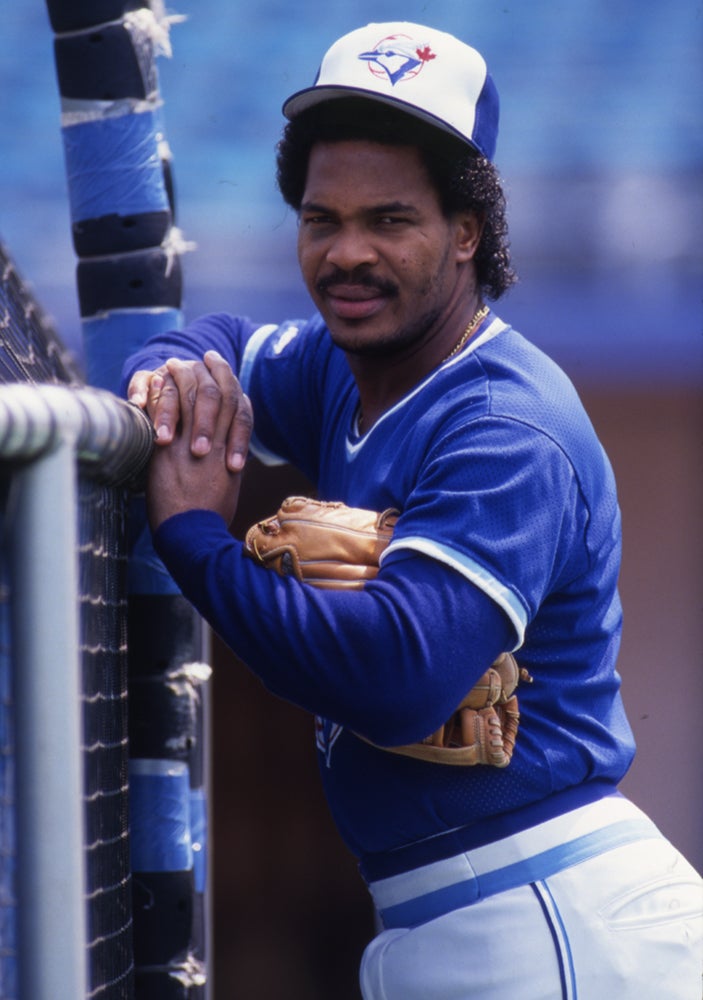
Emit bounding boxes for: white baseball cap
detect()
[283,22,499,160]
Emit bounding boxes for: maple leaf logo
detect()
[416,45,436,63]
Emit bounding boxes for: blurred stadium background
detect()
[2,3,701,998]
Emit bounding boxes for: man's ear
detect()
[455,212,484,262]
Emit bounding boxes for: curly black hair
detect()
[276,98,517,300]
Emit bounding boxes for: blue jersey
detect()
[124,309,635,870]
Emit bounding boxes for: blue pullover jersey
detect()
[124,309,635,870]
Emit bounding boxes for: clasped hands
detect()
[128,350,253,531]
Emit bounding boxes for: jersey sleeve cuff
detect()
[153,508,236,574]
[383,536,528,649]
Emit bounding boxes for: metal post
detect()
[11,437,88,1000]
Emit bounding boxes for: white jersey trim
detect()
[382,535,527,649]
[240,323,290,467]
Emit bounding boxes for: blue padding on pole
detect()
[190,788,207,894]
[82,306,182,393]
[63,110,169,223]
[129,759,192,872]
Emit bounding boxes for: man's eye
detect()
[303,215,334,226]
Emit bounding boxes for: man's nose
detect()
[325,225,378,271]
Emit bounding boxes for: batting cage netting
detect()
[0,241,152,999]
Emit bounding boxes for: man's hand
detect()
[142,352,253,531]
[129,350,250,473]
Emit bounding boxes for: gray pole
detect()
[11,434,88,1000]
[1,382,152,1000]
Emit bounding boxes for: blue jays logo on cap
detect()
[358,32,436,87]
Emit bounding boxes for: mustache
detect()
[316,268,398,297]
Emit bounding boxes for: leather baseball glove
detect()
[244,496,399,589]
[387,652,531,767]
[244,496,531,767]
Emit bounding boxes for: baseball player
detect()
[124,23,703,999]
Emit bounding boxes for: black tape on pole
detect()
[72,211,172,257]
[77,249,182,317]
[45,0,142,33]
[54,23,157,101]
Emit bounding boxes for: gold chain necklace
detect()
[357,304,490,434]
[443,304,489,362]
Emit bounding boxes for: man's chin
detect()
[327,326,417,360]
